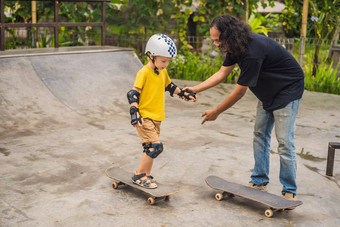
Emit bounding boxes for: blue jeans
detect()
[250,99,300,195]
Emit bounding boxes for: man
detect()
[186,15,304,200]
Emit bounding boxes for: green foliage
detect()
[105,0,193,54]
[194,0,276,36]
[309,1,340,44]
[304,55,340,95]
[57,2,99,46]
[309,0,340,40]
[173,7,193,54]
[280,0,302,38]
[280,0,340,39]
[167,51,239,84]
[248,13,272,36]
[35,29,53,48]
[308,1,340,76]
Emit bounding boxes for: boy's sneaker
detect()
[132,172,157,189]
[283,192,297,201]
[248,182,268,192]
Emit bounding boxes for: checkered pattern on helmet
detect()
[168,44,176,57]
[159,34,176,57]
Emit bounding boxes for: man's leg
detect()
[273,99,300,196]
[250,101,274,186]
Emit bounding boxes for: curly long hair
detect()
[210,15,252,58]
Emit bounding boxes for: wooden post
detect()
[0,0,5,51]
[31,1,36,47]
[54,0,59,48]
[101,1,105,46]
[299,0,308,67]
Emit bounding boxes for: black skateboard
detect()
[105,166,180,205]
[205,175,303,217]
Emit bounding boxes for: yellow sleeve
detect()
[164,70,171,87]
[134,69,146,89]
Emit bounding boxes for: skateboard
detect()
[105,166,180,205]
[205,175,303,218]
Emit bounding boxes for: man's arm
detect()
[192,64,235,93]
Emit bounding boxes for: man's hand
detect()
[182,87,196,93]
[201,108,219,125]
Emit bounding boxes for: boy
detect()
[127,34,196,189]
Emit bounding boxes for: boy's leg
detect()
[273,99,300,196]
[134,118,161,187]
[137,119,161,176]
[137,152,155,176]
[250,101,274,186]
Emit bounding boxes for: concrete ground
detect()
[0,47,339,227]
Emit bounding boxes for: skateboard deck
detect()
[205,175,302,217]
[105,166,180,205]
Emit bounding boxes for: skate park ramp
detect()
[1,46,340,226]
[0,46,142,137]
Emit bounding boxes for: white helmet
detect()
[145,34,177,58]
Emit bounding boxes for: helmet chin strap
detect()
[146,52,159,75]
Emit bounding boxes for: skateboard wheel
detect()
[215,193,224,201]
[147,197,155,205]
[265,209,274,218]
[112,182,118,189]
[165,195,171,200]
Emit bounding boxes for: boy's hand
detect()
[178,88,197,102]
[130,106,143,126]
[183,90,197,102]
[133,117,144,128]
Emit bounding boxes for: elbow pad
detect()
[127,89,140,104]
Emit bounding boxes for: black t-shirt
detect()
[223,33,305,112]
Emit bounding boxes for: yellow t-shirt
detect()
[134,65,171,121]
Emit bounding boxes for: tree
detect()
[280,0,303,38]
[327,1,340,60]
[309,0,340,76]
[192,0,275,36]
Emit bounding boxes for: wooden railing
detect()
[0,0,110,51]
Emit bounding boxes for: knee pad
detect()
[143,142,163,159]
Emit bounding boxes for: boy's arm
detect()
[127,87,143,126]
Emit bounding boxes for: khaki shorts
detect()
[136,118,161,144]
